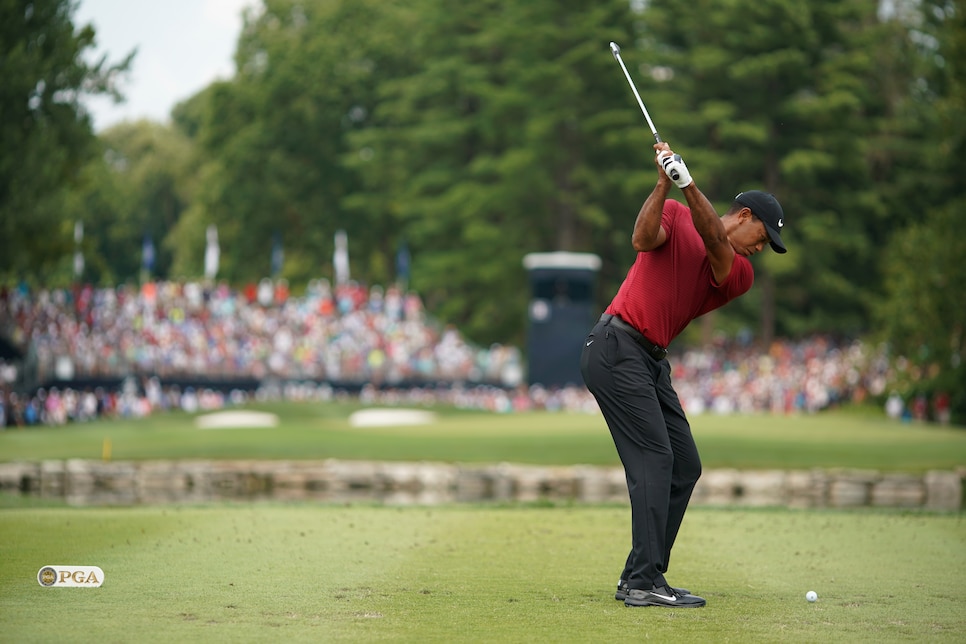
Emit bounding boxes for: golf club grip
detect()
[653,134,681,180]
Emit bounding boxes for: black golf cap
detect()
[734,190,786,253]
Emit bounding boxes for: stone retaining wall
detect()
[0,460,962,510]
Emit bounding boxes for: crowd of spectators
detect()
[0,279,523,386]
[0,279,939,428]
[671,335,888,416]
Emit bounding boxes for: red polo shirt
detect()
[605,199,754,347]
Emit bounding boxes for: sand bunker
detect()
[348,408,437,428]
[195,410,280,429]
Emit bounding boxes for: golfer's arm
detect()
[680,183,734,283]
[632,178,672,251]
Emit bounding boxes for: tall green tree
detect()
[876,0,965,422]
[62,120,196,284]
[347,0,642,344]
[170,0,422,285]
[0,0,131,283]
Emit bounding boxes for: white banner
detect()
[37,566,105,588]
[205,224,220,280]
[334,230,349,286]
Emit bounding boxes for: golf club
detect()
[609,42,680,181]
[609,41,661,143]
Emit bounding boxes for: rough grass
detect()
[1,504,964,642]
[0,403,964,472]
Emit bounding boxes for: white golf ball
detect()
[806,591,818,602]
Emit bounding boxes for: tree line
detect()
[1,0,963,418]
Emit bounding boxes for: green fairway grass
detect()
[1,403,964,472]
[1,504,964,642]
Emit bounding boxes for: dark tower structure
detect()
[522,252,601,387]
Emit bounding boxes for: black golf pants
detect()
[579,317,701,590]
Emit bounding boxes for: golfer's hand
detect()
[653,143,673,184]
[657,147,693,189]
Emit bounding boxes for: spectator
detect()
[885,391,904,420]
[934,391,951,425]
[912,394,928,422]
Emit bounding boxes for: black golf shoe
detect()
[624,584,706,608]
[615,580,690,601]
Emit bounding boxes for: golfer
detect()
[580,142,787,608]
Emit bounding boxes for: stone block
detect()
[737,470,786,507]
[0,461,39,492]
[827,470,878,507]
[924,470,963,511]
[699,468,742,505]
[784,469,825,508]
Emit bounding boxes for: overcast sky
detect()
[74,0,256,131]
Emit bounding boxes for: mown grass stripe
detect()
[2,505,965,641]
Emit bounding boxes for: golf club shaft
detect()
[609,42,662,144]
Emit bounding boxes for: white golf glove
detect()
[658,151,693,188]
